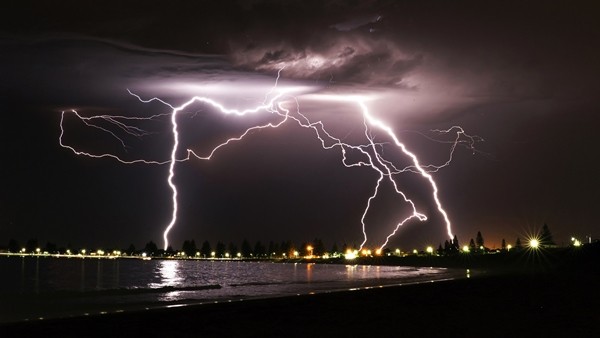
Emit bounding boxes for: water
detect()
[0,256,463,323]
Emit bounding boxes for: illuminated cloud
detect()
[231,36,424,88]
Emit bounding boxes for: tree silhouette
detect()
[25,239,38,253]
[540,223,555,246]
[267,241,279,257]
[331,243,339,254]
[253,241,265,257]
[444,240,451,253]
[280,240,291,257]
[452,235,460,253]
[181,240,197,257]
[125,244,136,255]
[299,242,308,256]
[313,238,325,256]
[200,240,211,257]
[241,239,252,257]
[143,241,158,256]
[228,242,238,256]
[215,241,226,257]
[469,238,477,252]
[515,237,523,250]
[476,231,484,250]
[342,243,349,253]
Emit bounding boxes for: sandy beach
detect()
[2,246,598,337]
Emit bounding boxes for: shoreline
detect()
[2,244,598,337]
[0,263,465,324]
[1,270,597,337]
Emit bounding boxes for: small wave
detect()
[101,284,222,295]
[229,281,284,287]
[0,284,223,305]
[229,280,333,288]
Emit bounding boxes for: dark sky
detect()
[1,0,599,251]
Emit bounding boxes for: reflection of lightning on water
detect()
[59,71,481,250]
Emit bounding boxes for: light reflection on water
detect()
[153,260,183,287]
[0,257,464,323]
[1,257,458,297]
[152,260,183,301]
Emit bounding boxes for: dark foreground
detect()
[2,245,598,337]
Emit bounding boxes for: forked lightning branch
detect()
[59,72,480,251]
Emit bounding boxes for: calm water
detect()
[0,256,464,323]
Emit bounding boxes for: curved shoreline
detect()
[2,244,598,337]
[1,269,597,337]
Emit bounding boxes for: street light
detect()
[529,239,539,249]
[344,249,357,260]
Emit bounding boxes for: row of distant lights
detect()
[15,237,584,258]
[18,248,123,257]
[16,247,306,259]
[343,236,586,259]
[169,245,318,259]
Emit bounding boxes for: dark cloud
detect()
[330,14,382,32]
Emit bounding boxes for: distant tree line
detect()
[3,237,349,258]
[436,223,557,255]
[3,223,560,257]
[168,238,337,258]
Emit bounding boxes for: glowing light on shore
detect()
[528,238,539,249]
[306,245,314,258]
[344,249,358,260]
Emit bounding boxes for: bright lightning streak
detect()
[164,103,180,250]
[60,73,480,251]
[359,99,453,246]
[156,87,288,249]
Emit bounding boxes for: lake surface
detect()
[0,256,464,323]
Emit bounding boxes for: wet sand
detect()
[2,246,598,337]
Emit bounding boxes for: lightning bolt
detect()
[60,71,481,251]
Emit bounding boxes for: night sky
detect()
[1,0,599,251]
